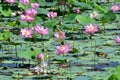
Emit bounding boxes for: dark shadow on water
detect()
[24,38,50,42]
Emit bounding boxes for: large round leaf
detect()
[76,15,95,25]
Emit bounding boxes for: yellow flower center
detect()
[89,26,94,31]
[39,27,44,30]
[26,15,30,19]
[24,30,29,35]
[93,13,97,17]
[61,45,65,51]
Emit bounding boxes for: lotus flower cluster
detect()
[85,24,99,35]
[20,8,37,22]
[20,0,30,5]
[54,30,66,40]
[5,0,15,4]
[115,36,120,44]
[20,28,33,38]
[47,12,57,19]
[20,26,49,38]
[90,11,98,18]
[110,4,120,12]
[74,8,80,14]
[56,43,71,55]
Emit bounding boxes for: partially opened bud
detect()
[37,53,44,61]
[59,20,62,26]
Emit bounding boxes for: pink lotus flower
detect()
[54,30,66,40]
[20,14,34,22]
[47,12,57,19]
[5,0,15,4]
[85,24,99,35]
[56,43,71,55]
[20,28,33,38]
[115,36,120,44]
[90,11,98,18]
[35,26,49,35]
[110,4,120,12]
[20,8,37,22]
[19,0,29,5]
[37,53,44,61]
[74,8,80,14]
[25,8,37,16]
[31,3,39,9]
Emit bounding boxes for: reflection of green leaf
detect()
[76,15,95,25]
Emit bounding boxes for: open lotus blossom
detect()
[47,12,57,19]
[56,43,71,55]
[20,14,34,22]
[90,11,98,18]
[20,8,37,22]
[54,30,66,40]
[35,26,49,35]
[110,4,120,12]
[5,0,15,4]
[19,0,29,5]
[31,3,39,9]
[115,36,120,44]
[25,8,37,16]
[20,28,33,38]
[37,53,44,61]
[74,8,80,14]
[85,24,99,35]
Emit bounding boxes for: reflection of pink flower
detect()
[115,36,120,44]
[37,53,44,61]
[47,12,57,19]
[110,4,120,12]
[56,43,71,55]
[20,0,29,5]
[20,14,34,22]
[25,8,37,16]
[31,3,39,9]
[54,30,66,40]
[5,0,15,4]
[85,24,98,35]
[74,8,80,14]
[35,26,49,35]
[90,11,98,18]
[20,28,33,38]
